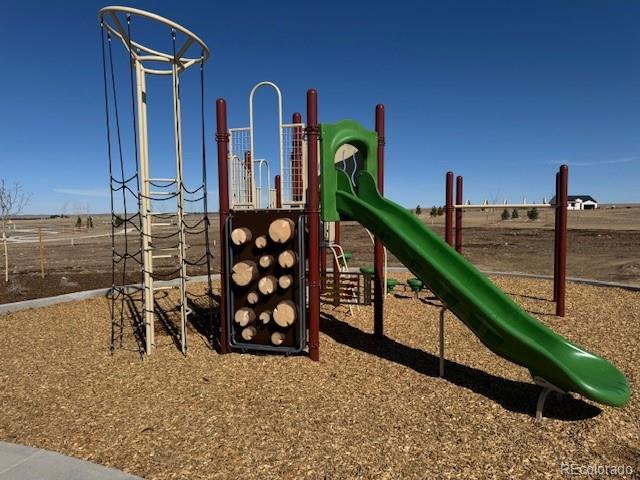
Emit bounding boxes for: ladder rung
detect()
[150,191,176,196]
[148,212,176,216]
[153,285,175,291]
[152,254,176,259]
[151,222,174,227]
[147,246,178,252]
[146,178,177,183]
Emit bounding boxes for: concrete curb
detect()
[0,270,637,315]
[0,441,142,479]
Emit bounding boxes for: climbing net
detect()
[99,6,214,356]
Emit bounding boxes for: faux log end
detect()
[278,250,297,269]
[258,275,277,295]
[258,254,274,268]
[231,227,253,246]
[271,331,286,346]
[259,310,272,324]
[268,218,295,243]
[241,326,257,341]
[254,235,268,249]
[278,274,293,290]
[273,300,297,327]
[234,307,256,327]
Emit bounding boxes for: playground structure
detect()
[99,6,214,355]
[444,166,569,316]
[99,7,630,417]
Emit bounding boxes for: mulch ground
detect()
[0,275,638,479]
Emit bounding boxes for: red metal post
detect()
[455,175,463,253]
[306,89,320,361]
[275,175,282,208]
[556,165,568,317]
[292,112,303,202]
[215,98,230,353]
[374,104,385,337]
[445,172,454,246]
[333,222,341,306]
[553,171,560,301]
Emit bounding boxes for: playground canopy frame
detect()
[99,6,210,75]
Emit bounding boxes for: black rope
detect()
[107,29,133,342]
[101,21,118,353]
[127,14,146,338]
[199,50,215,346]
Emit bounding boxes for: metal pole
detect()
[333,222,341,306]
[306,89,320,362]
[439,307,446,377]
[274,175,282,208]
[553,171,560,302]
[374,104,385,337]
[172,60,188,354]
[216,98,231,353]
[455,175,463,253]
[135,60,154,355]
[445,172,454,246]
[556,164,568,317]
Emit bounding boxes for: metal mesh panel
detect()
[229,127,252,208]
[281,123,306,208]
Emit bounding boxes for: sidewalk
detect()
[0,442,142,480]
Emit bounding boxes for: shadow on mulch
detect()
[320,312,601,421]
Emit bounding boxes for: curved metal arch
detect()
[249,81,285,207]
[99,6,210,75]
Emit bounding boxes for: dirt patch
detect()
[2,209,639,304]
[0,276,638,479]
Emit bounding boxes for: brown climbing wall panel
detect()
[225,210,306,353]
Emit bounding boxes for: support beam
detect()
[215,98,230,353]
[333,222,341,306]
[556,165,568,317]
[445,172,454,246]
[455,175,463,253]
[306,89,320,361]
[553,171,560,302]
[374,104,385,337]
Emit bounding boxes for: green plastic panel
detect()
[335,169,630,407]
[319,120,378,222]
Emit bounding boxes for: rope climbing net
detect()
[99,6,214,356]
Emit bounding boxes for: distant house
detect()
[549,195,598,210]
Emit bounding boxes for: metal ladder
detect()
[141,177,191,355]
[326,242,359,315]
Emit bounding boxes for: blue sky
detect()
[1,0,639,214]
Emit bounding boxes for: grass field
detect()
[1,205,639,304]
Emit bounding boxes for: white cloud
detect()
[547,155,639,167]
[53,188,110,198]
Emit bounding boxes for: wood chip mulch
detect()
[0,275,638,479]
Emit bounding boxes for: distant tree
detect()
[430,206,438,217]
[113,215,124,228]
[0,179,31,231]
[415,205,422,215]
[527,208,539,220]
[511,209,519,219]
[501,209,510,221]
[436,206,444,216]
[75,216,82,229]
[87,216,94,229]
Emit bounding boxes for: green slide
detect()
[336,169,630,407]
